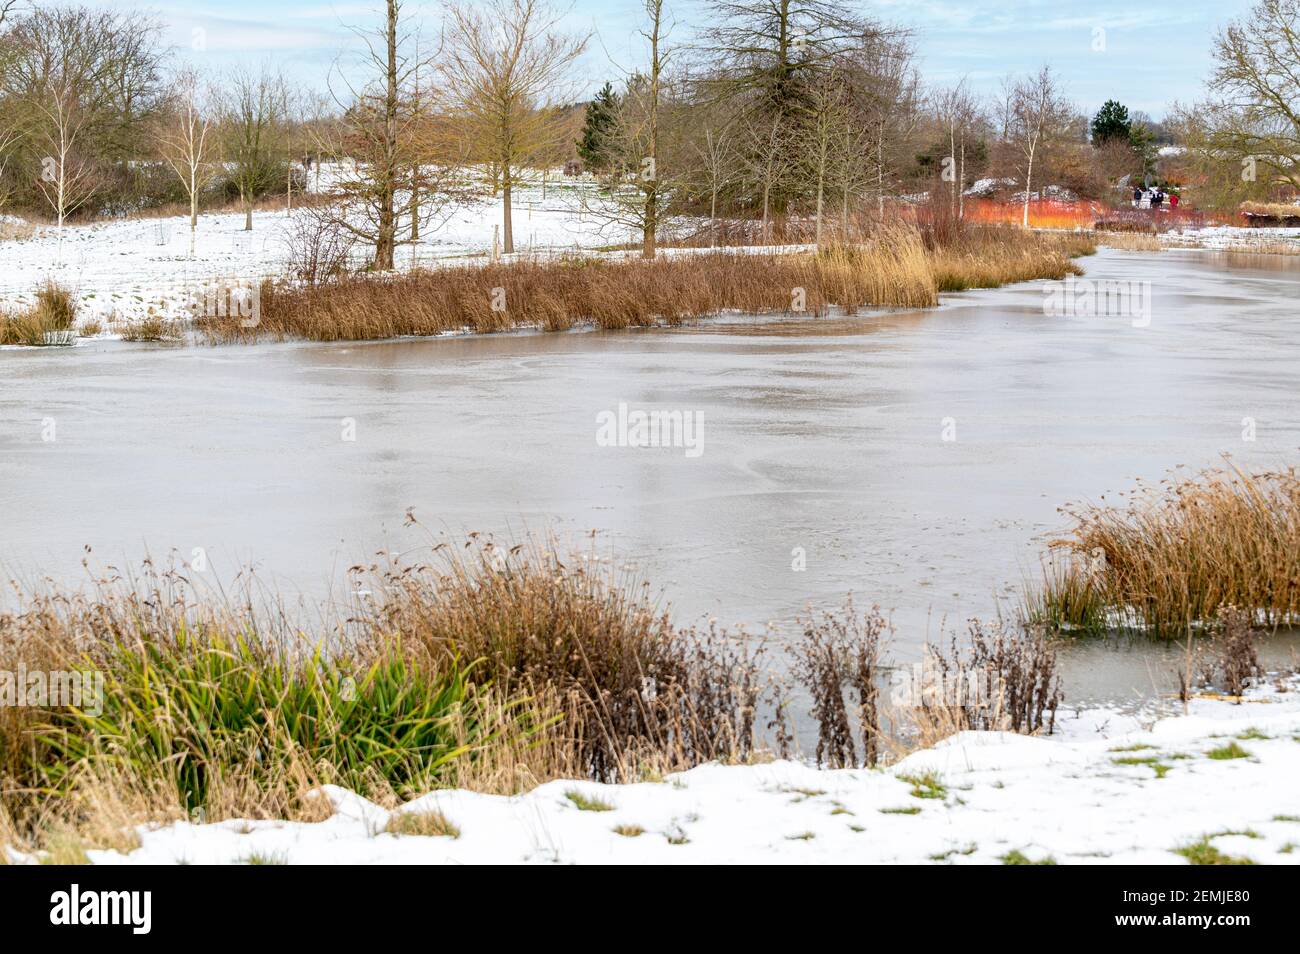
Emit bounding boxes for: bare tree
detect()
[933,80,984,219]
[314,0,461,269]
[442,0,588,255]
[33,80,99,226]
[156,70,216,254]
[797,75,850,245]
[1178,0,1300,193]
[830,105,873,235]
[579,0,673,258]
[1001,65,1073,227]
[691,123,737,244]
[739,112,793,240]
[845,35,921,219]
[0,5,166,162]
[220,65,289,232]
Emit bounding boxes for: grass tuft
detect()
[0,281,78,346]
[1205,742,1251,761]
[564,790,615,812]
[386,809,461,838]
[898,771,947,800]
[1000,849,1057,865]
[1173,838,1256,865]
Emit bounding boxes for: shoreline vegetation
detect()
[2,224,1094,347]
[1026,463,1300,639]
[3,461,1293,862]
[204,225,1094,344]
[0,525,1063,861]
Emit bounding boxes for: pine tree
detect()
[577,81,619,172]
[1090,100,1131,144]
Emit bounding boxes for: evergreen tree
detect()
[577,82,619,172]
[1090,99,1131,144]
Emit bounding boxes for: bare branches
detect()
[217,65,290,232]
[155,69,216,252]
[1184,0,1300,192]
[312,0,467,270]
[32,80,100,226]
[1000,65,1072,227]
[441,0,589,254]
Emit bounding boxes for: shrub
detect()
[785,599,890,768]
[900,621,1063,744]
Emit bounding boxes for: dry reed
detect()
[1032,463,1300,636]
[199,224,1092,343]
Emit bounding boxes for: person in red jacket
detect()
[1169,192,1179,209]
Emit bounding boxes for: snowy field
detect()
[16,677,1296,865]
[1167,223,1300,253]
[0,179,637,327]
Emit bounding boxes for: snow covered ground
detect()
[0,181,636,327]
[24,676,1297,865]
[1167,223,1300,253]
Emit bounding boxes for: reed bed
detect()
[0,537,766,858]
[0,281,77,347]
[928,228,1093,291]
[200,225,1092,344]
[358,532,766,785]
[1094,231,1166,252]
[0,531,1073,860]
[1027,464,1300,637]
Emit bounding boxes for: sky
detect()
[86,0,1257,118]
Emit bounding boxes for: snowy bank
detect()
[29,678,1299,866]
[0,182,636,327]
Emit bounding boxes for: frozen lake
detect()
[3,247,1299,704]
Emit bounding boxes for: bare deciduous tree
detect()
[156,69,216,254]
[579,0,675,258]
[220,65,289,232]
[739,112,792,240]
[33,81,99,226]
[1178,0,1300,193]
[797,75,849,245]
[441,0,588,255]
[1001,65,1073,228]
[933,79,984,219]
[691,123,736,244]
[313,0,461,270]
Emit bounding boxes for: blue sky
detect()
[106,0,1254,118]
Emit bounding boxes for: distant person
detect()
[1169,192,1179,209]
[1152,190,1164,209]
[1132,184,1143,206]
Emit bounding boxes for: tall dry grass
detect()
[200,224,1092,344]
[928,228,1093,291]
[204,233,937,343]
[359,531,766,784]
[0,281,77,346]
[1029,463,1300,637]
[0,537,767,858]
